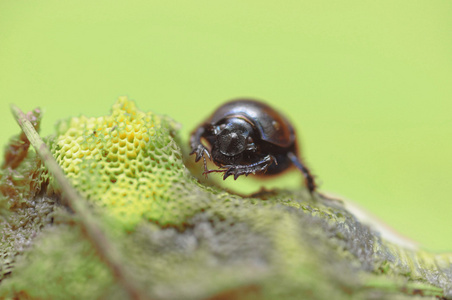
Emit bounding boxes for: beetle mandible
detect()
[190,99,316,192]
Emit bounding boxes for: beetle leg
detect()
[287,152,316,193]
[223,155,277,180]
[189,124,213,174]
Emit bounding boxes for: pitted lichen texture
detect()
[51,97,190,229]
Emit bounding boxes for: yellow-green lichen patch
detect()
[51,97,189,229]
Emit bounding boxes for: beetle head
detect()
[212,117,256,161]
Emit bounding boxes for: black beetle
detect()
[190,99,316,192]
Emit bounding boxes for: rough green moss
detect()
[0,98,451,299]
[3,224,117,299]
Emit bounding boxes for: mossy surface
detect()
[0,97,451,300]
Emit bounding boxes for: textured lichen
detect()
[50,98,188,230]
[0,97,451,300]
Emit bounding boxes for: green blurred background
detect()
[1,1,451,251]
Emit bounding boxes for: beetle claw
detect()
[222,167,238,180]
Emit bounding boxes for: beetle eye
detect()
[247,137,254,143]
